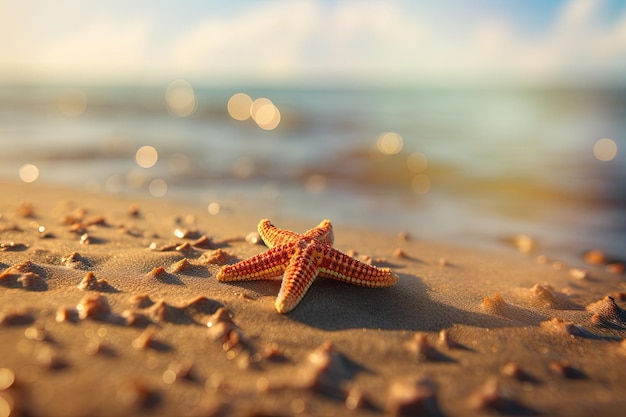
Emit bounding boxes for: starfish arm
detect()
[274,243,321,314]
[217,243,294,282]
[318,247,399,287]
[302,219,334,246]
[258,218,302,248]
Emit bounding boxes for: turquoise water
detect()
[1,84,624,260]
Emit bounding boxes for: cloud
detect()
[1,0,625,85]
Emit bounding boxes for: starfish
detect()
[217,219,399,313]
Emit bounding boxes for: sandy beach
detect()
[1,180,625,417]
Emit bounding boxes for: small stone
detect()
[393,248,407,259]
[76,294,111,320]
[584,249,606,265]
[607,263,624,274]
[569,268,589,280]
[55,306,78,323]
[386,377,440,417]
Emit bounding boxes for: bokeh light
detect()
[377,132,404,155]
[411,174,431,194]
[593,138,618,162]
[18,163,39,183]
[407,152,429,173]
[135,145,159,168]
[207,202,221,215]
[58,88,87,117]
[227,93,253,121]
[148,178,168,197]
[250,97,281,130]
[165,79,197,117]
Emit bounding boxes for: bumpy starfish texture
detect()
[217,219,399,313]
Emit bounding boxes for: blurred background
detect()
[0,0,625,258]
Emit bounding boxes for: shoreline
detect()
[1,180,625,416]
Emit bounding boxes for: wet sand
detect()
[1,180,625,417]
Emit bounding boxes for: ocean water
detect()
[1,84,625,261]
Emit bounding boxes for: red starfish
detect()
[217,219,399,313]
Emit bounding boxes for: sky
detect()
[1,0,625,86]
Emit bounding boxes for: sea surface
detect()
[1,83,625,262]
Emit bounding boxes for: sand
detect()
[1,180,625,417]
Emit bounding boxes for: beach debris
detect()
[437,329,464,350]
[129,294,155,309]
[128,203,141,217]
[508,234,536,253]
[437,258,448,267]
[162,360,198,384]
[405,333,451,362]
[218,219,398,313]
[584,249,606,265]
[145,300,179,322]
[199,248,236,265]
[168,258,199,274]
[76,293,111,320]
[297,341,360,398]
[131,326,167,350]
[549,361,586,379]
[0,241,29,252]
[586,296,625,326]
[175,241,198,255]
[77,271,113,291]
[34,346,68,370]
[607,262,625,274]
[174,228,200,239]
[0,269,46,291]
[385,377,441,417]
[482,293,507,315]
[0,261,46,291]
[467,378,524,413]
[16,202,34,218]
[397,231,410,242]
[120,310,152,327]
[148,242,178,252]
[345,386,377,412]
[569,268,590,280]
[260,342,287,362]
[61,251,91,269]
[85,340,117,357]
[191,235,214,248]
[393,248,407,259]
[206,307,252,357]
[117,379,162,410]
[527,283,580,310]
[143,267,181,284]
[540,317,602,338]
[0,309,35,326]
[55,306,79,323]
